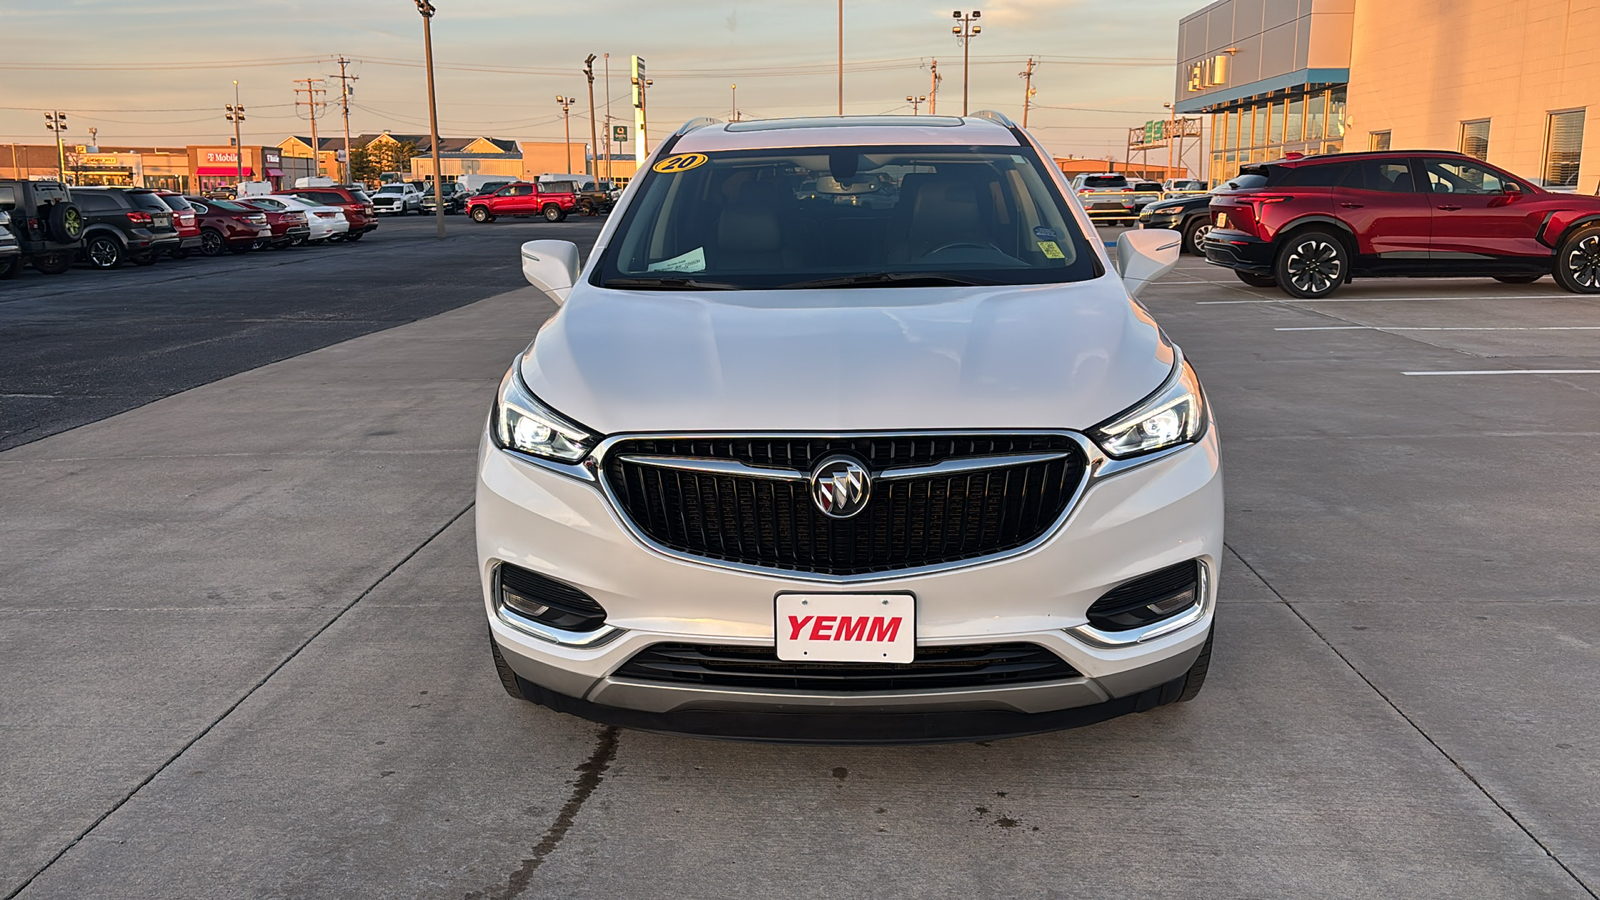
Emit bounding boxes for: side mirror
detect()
[1502,181,1523,195]
[1115,228,1182,298]
[519,240,581,305]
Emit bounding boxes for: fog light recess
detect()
[1086,561,1201,632]
[497,563,608,632]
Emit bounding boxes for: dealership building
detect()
[1176,0,1600,192]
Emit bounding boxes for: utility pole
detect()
[87,127,98,151]
[415,0,445,239]
[584,55,600,183]
[906,94,926,115]
[556,95,574,173]
[952,11,982,116]
[603,53,613,184]
[226,81,245,186]
[1020,57,1036,128]
[333,57,358,185]
[837,0,844,115]
[731,84,738,121]
[293,77,325,177]
[43,111,67,183]
[929,59,941,115]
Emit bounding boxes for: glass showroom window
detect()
[1225,108,1239,151]
[1253,104,1268,149]
[1269,99,1285,145]
[1459,119,1490,160]
[1328,88,1347,139]
[1543,109,1585,189]
[1369,131,1392,151]
[1305,92,1326,143]
[1286,96,1304,144]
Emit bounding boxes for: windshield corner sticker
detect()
[1033,226,1058,241]
[646,246,707,273]
[1037,241,1065,259]
[652,153,709,174]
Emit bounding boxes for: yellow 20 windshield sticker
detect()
[652,153,709,174]
[1038,241,1065,259]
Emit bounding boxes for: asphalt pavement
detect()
[2,226,1598,898]
[0,214,606,451]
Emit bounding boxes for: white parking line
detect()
[1200,294,1561,305]
[1276,326,1600,331]
[1402,369,1600,376]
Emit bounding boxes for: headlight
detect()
[491,364,595,462]
[1090,358,1207,459]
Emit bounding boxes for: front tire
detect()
[1275,230,1347,299]
[1183,217,1212,255]
[470,206,492,223]
[1176,629,1213,703]
[489,632,529,701]
[1234,270,1277,288]
[200,229,227,257]
[85,235,124,269]
[1553,227,1600,294]
[0,256,20,279]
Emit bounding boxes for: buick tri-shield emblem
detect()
[810,455,871,518]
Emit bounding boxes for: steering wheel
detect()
[922,240,1004,256]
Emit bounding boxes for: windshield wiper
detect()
[776,272,999,289]
[601,276,744,291]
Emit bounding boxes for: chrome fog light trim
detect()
[1065,560,1212,648]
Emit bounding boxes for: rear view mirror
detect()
[1115,229,1182,299]
[519,240,582,305]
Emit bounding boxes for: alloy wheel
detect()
[1283,238,1343,295]
[1567,234,1600,289]
[201,231,225,256]
[87,237,121,268]
[1187,223,1212,254]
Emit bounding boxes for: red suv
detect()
[281,186,377,241]
[153,192,203,259]
[1204,150,1600,298]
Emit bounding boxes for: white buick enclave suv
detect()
[476,112,1221,742]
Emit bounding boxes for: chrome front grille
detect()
[601,434,1088,576]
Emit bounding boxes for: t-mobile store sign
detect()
[204,150,240,164]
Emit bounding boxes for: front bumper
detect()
[1202,229,1275,273]
[477,425,1224,741]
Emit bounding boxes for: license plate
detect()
[1215,212,1229,228]
[776,593,914,663]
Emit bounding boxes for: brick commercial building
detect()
[1175,0,1599,192]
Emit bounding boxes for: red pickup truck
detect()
[467,182,576,223]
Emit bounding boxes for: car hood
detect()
[520,276,1175,435]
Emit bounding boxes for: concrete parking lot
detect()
[2,224,1598,898]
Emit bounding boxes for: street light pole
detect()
[415,0,445,239]
[44,111,67,183]
[226,81,245,187]
[907,95,926,115]
[603,53,612,185]
[584,55,600,185]
[837,0,844,115]
[556,96,574,173]
[952,10,982,116]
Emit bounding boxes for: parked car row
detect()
[1142,149,1600,298]
[0,179,377,277]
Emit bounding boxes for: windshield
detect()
[594,144,1100,290]
[376,185,404,195]
[1082,176,1127,189]
[157,194,193,212]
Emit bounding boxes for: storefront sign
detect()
[1187,55,1230,92]
[203,150,240,164]
[77,155,124,167]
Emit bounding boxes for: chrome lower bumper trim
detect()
[1064,559,1213,648]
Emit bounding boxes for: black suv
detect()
[0,179,83,276]
[71,187,181,269]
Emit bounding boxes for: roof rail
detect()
[971,109,1017,128]
[675,117,721,136]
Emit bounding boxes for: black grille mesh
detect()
[603,435,1087,575]
[614,642,1080,692]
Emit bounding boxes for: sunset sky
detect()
[1,0,1198,160]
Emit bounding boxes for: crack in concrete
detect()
[1,502,475,900]
[1225,541,1599,899]
[465,726,620,900]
